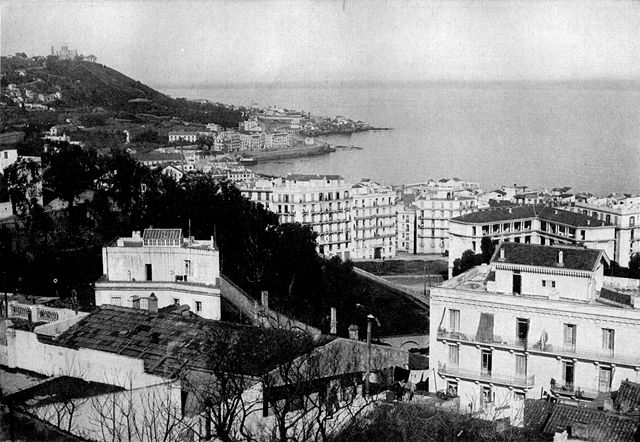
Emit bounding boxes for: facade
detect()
[395,195,417,254]
[0,146,19,172]
[271,174,353,258]
[413,190,478,255]
[95,228,221,320]
[168,131,198,143]
[349,180,397,259]
[563,195,640,267]
[448,205,616,278]
[430,242,640,423]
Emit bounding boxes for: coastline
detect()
[241,143,335,163]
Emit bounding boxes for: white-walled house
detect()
[95,228,221,320]
[1,303,409,442]
[429,242,640,424]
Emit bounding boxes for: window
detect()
[145,264,153,281]
[602,329,615,354]
[542,280,556,288]
[516,318,529,344]
[195,301,202,312]
[447,381,458,396]
[449,345,459,367]
[481,350,492,375]
[599,367,612,392]
[481,386,493,404]
[563,361,574,387]
[110,296,122,306]
[185,260,192,276]
[563,324,577,351]
[140,298,148,310]
[449,309,460,333]
[515,354,527,376]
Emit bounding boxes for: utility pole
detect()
[364,314,374,397]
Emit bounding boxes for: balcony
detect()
[438,363,535,388]
[528,342,640,368]
[550,382,599,400]
[437,328,527,351]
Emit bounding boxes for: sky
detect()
[2,0,640,87]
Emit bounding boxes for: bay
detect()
[161,84,640,195]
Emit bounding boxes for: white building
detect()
[95,228,221,320]
[448,205,616,278]
[413,190,478,255]
[0,146,19,172]
[430,242,640,422]
[350,180,397,259]
[563,195,640,267]
[168,131,199,143]
[395,194,417,254]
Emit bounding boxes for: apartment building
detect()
[95,228,221,320]
[430,242,640,422]
[448,205,616,278]
[563,195,640,267]
[168,131,198,143]
[395,194,417,254]
[413,189,477,255]
[350,180,397,259]
[271,174,353,259]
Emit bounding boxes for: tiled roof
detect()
[524,399,639,442]
[143,228,182,245]
[286,173,343,182]
[452,205,607,227]
[492,242,604,272]
[615,380,640,414]
[54,305,325,378]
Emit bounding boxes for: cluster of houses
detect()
[3,226,640,439]
[1,83,62,111]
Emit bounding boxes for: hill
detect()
[1,56,244,128]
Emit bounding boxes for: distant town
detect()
[1,48,640,442]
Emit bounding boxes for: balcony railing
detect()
[438,363,535,388]
[437,329,527,350]
[528,342,640,367]
[550,382,600,399]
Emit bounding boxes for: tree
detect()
[452,249,481,277]
[44,142,101,208]
[629,254,640,280]
[3,157,42,217]
[480,236,495,264]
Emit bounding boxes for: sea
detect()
[161,83,640,196]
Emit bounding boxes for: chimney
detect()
[558,251,564,266]
[131,296,140,309]
[348,324,359,340]
[148,293,158,313]
[499,247,505,261]
[330,307,337,335]
[261,291,269,310]
[211,235,216,248]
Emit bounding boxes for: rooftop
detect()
[54,305,330,378]
[285,173,343,182]
[491,242,604,272]
[524,399,639,442]
[452,204,607,227]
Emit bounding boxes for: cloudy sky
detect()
[2,1,639,87]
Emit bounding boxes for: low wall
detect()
[353,267,430,307]
[220,275,321,335]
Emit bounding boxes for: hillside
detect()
[1,56,244,128]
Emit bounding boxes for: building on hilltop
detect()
[429,242,640,425]
[448,205,616,278]
[94,228,221,319]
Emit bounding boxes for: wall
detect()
[2,327,164,388]
[95,280,221,320]
[494,266,593,302]
[103,244,220,285]
[430,286,640,416]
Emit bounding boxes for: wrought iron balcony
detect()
[438,362,535,388]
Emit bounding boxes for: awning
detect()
[475,313,494,343]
